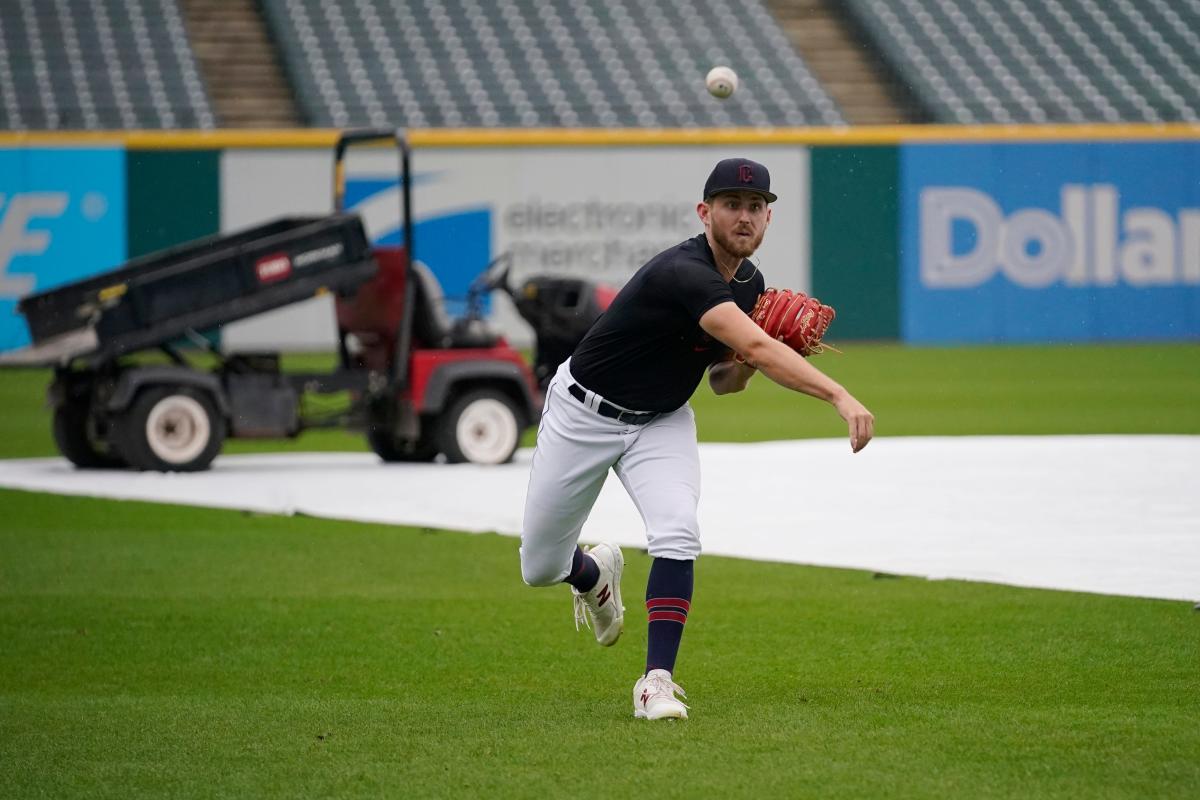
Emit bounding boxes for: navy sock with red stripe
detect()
[563,545,600,593]
[645,557,694,674]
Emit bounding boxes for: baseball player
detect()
[519,158,874,720]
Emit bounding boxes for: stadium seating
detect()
[844,0,1200,123]
[0,0,215,130]
[259,0,844,128]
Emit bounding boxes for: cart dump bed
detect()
[3,214,376,366]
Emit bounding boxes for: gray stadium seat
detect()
[0,0,215,130]
[260,0,844,127]
[844,0,1200,123]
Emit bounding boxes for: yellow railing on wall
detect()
[1,123,1199,149]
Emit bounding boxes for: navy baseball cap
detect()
[703,158,777,203]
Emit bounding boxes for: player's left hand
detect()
[747,288,835,357]
[833,391,874,453]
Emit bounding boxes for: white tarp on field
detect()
[1,435,1196,602]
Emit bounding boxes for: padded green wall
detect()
[126,150,221,345]
[126,150,220,258]
[810,146,900,340]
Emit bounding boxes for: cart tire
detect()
[367,419,438,462]
[52,399,125,469]
[438,388,521,465]
[115,386,226,472]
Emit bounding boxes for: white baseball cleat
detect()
[571,543,624,646]
[633,669,689,720]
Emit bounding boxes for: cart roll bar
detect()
[331,127,418,389]
[333,127,410,213]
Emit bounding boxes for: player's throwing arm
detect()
[699,300,875,453]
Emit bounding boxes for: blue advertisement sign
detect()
[900,142,1200,342]
[0,147,127,350]
[345,176,490,317]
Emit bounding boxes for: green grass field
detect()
[1,491,1197,799]
[1,343,1198,798]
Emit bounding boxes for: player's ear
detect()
[697,200,712,225]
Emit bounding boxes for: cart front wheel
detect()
[438,389,521,465]
[116,386,226,472]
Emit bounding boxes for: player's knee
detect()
[521,564,561,587]
[519,548,563,587]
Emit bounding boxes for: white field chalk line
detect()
[1,435,1196,602]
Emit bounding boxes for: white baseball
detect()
[705,66,738,99]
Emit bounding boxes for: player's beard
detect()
[713,224,765,259]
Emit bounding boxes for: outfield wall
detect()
[2,125,1198,351]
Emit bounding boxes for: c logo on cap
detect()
[738,164,753,183]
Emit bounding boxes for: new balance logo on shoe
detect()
[633,670,690,720]
[571,543,625,647]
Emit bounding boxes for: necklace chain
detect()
[730,257,759,284]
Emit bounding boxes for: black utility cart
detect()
[1,129,540,471]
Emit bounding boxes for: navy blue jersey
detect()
[570,234,765,412]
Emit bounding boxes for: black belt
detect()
[567,383,659,425]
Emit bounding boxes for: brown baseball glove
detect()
[738,288,836,361]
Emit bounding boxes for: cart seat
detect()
[336,248,499,367]
[411,261,499,350]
